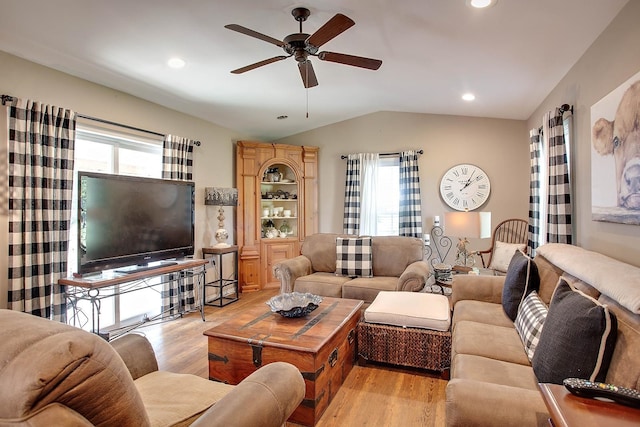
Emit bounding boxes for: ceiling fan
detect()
[225,7,382,88]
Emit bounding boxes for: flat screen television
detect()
[77,171,195,274]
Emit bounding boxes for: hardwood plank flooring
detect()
[138,289,447,426]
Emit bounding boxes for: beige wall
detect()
[526,0,640,266]
[277,111,529,259]
[0,51,247,309]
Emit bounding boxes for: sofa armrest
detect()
[1,403,94,427]
[397,260,431,292]
[273,255,312,293]
[450,275,505,307]
[191,362,305,427]
[110,333,159,380]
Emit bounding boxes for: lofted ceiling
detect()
[0,0,629,140]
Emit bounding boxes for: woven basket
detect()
[357,321,451,372]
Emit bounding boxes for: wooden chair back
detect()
[477,218,529,268]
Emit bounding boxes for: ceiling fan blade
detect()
[306,13,355,48]
[298,60,318,88]
[224,24,284,47]
[318,51,382,70]
[231,56,289,74]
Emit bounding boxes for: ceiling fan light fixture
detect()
[468,0,497,9]
[462,93,476,101]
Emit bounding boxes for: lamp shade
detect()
[444,211,491,239]
[205,187,238,206]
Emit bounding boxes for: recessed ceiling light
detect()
[462,93,476,101]
[277,115,288,120]
[167,57,186,69]
[467,0,496,9]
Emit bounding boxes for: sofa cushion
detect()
[452,300,514,330]
[451,354,540,390]
[532,279,618,384]
[364,291,451,331]
[502,250,540,321]
[301,233,353,273]
[370,236,424,277]
[445,378,549,427]
[452,320,530,366]
[489,241,527,273]
[336,236,373,278]
[342,276,398,304]
[135,371,234,427]
[293,272,349,298]
[514,291,548,362]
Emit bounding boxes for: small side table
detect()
[202,246,239,308]
[539,383,640,427]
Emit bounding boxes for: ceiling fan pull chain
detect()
[306,63,310,118]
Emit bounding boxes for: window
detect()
[375,157,400,236]
[67,120,164,331]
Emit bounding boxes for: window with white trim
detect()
[67,120,164,331]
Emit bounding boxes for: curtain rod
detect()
[341,149,423,160]
[78,114,201,146]
[1,94,201,146]
[537,103,574,135]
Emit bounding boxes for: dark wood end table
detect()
[539,382,640,426]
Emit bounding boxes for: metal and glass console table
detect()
[59,259,207,339]
[202,245,239,307]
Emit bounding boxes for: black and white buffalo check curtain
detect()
[399,150,423,237]
[7,98,76,320]
[545,108,573,244]
[343,153,379,235]
[527,129,542,256]
[343,151,422,237]
[343,154,363,234]
[161,135,196,315]
[528,107,573,253]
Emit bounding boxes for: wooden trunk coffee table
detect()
[204,296,363,426]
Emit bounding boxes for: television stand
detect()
[60,259,207,340]
[115,261,179,274]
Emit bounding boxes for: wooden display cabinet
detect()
[235,141,318,291]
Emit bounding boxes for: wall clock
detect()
[439,163,491,211]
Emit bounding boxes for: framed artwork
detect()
[591,70,640,224]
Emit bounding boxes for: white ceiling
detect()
[0,0,629,140]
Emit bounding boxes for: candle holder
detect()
[423,224,452,268]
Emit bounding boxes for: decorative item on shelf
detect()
[266,292,323,318]
[444,211,491,269]
[264,167,282,182]
[433,263,453,285]
[205,187,238,248]
[279,220,291,236]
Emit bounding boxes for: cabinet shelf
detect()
[261,216,297,220]
[261,199,298,202]
[261,182,297,185]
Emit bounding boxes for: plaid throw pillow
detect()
[514,291,548,362]
[335,237,373,278]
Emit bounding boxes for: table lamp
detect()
[444,211,491,269]
[205,187,238,248]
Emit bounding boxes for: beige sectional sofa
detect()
[446,243,640,426]
[273,233,429,305]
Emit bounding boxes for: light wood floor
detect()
[138,289,448,427]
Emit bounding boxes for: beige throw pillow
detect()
[489,241,527,273]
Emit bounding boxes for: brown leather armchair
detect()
[0,309,305,427]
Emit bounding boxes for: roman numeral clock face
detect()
[439,164,491,211]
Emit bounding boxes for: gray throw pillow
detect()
[532,279,618,385]
[502,250,540,321]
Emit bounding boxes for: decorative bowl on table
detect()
[266,292,323,318]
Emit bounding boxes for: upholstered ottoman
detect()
[357,291,452,373]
